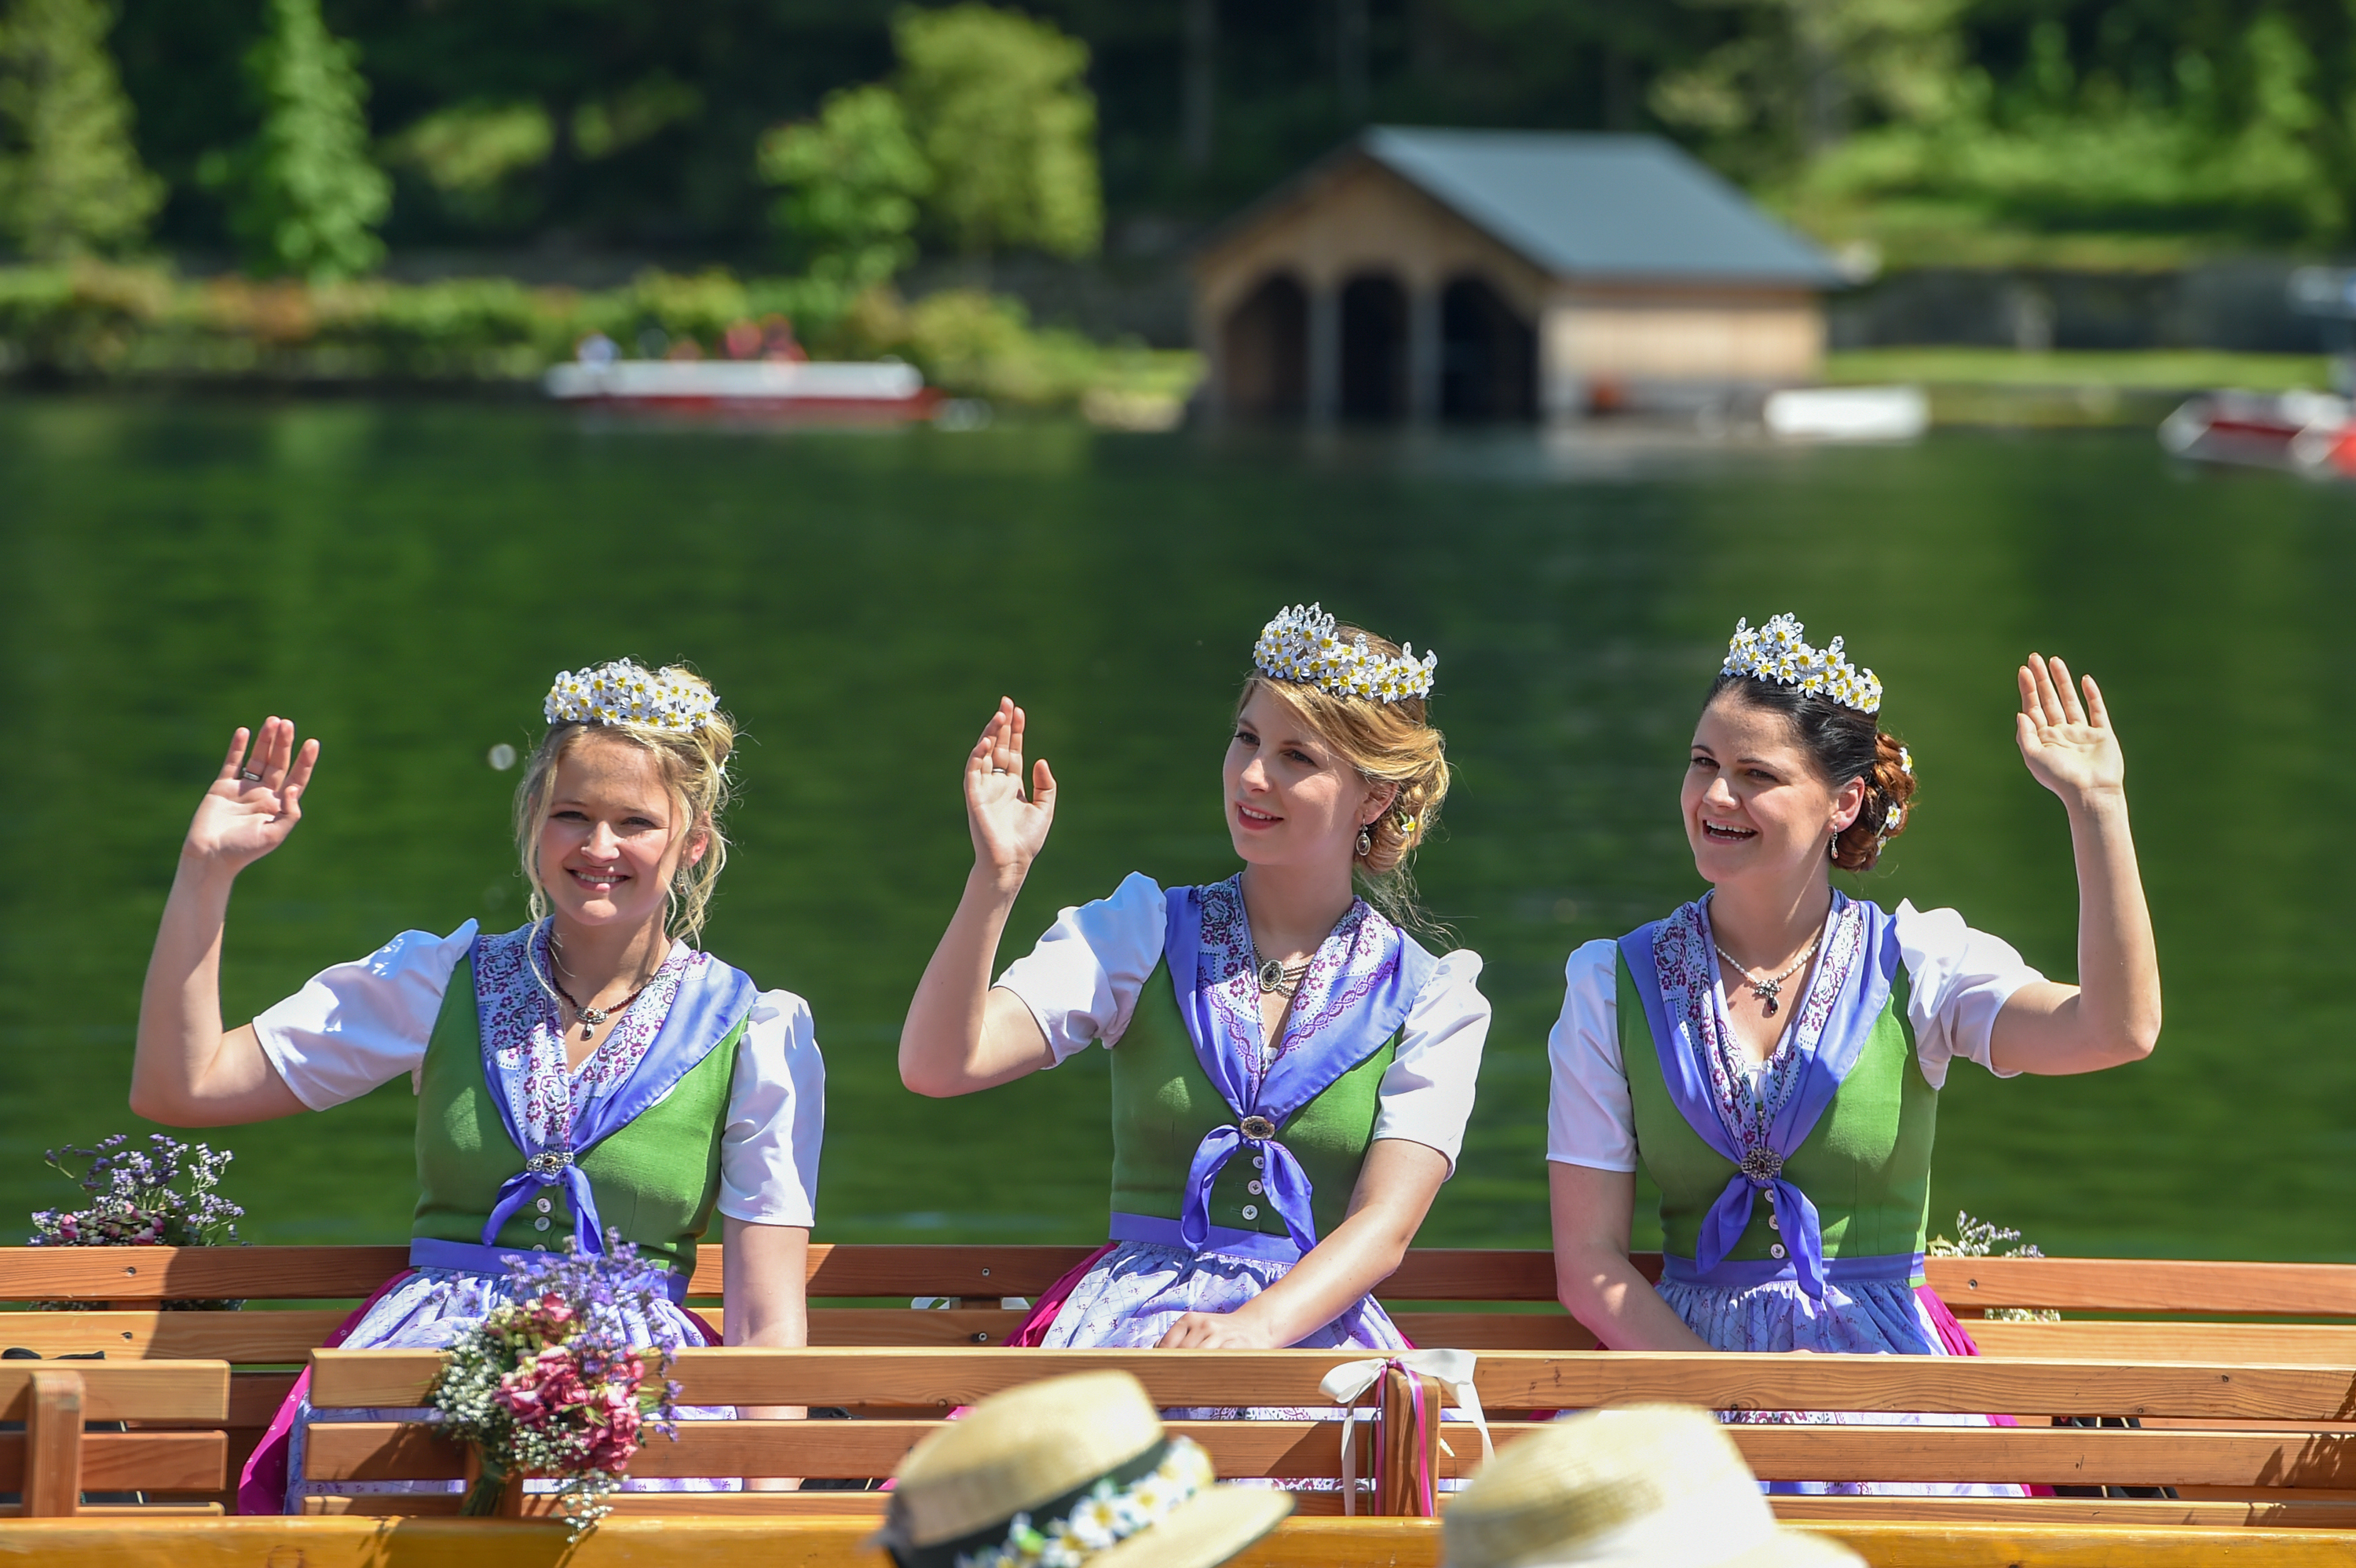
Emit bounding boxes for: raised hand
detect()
[184,718,320,874]
[964,698,1056,889]
[2016,654,2123,806]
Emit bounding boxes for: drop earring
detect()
[1355,824,1374,857]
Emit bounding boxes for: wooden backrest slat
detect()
[0,1430,229,1493]
[309,1347,2356,1420]
[0,1361,228,1422]
[294,1413,2356,1490]
[1924,1256,2356,1316]
[1969,1322,2356,1364]
[6,1245,2354,1318]
[0,1309,349,1362]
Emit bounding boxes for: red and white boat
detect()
[543,357,942,422]
[2159,389,2356,477]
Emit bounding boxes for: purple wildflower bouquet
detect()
[31,1134,243,1248]
[31,1135,246,1310]
[427,1237,683,1535]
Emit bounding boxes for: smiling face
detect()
[1682,689,1866,890]
[1223,684,1395,873]
[532,731,708,934]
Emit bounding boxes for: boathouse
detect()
[1192,128,1845,421]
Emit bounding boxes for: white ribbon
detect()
[1318,1349,1493,1515]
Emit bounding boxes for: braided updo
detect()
[1242,622,1451,927]
[1707,670,1917,872]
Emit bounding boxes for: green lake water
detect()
[2,398,2347,1263]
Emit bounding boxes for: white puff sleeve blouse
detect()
[993,873,1491,1171]
[1546,900,2043,1174]
[251,923,824,1226]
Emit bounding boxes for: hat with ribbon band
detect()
[1443,1405,1863,1568]
[872,1371,1291,1568]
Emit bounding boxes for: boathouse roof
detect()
[1253,127,1845,289]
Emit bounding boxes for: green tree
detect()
[209,0,390,280]
[758,82,932,290]
[0,0,162,258]
[894,4,1099,259]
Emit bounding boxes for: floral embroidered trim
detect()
[474,924,699,1152]
[954,1437,1213,1568]
[1654,897,1864,1157]
[1194,876,1393,1082]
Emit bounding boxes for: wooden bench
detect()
[289,1344,2356,1529]
[6,1244,2356,1522]
[0,1361,229,1518]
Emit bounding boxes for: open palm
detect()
[185,718,320,872]
[2016,655,2123,803]
[965,698,1057,886]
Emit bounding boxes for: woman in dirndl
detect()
[899,604,1489,1358]
[129,661,822,1511]
[1546,616,2160,1495]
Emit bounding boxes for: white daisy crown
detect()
[1721,614,1883,715]
[543,659,718,732]
[1253,602,1437,704]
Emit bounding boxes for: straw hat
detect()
[873,1371,1292,1568]
[1442,1405,1864,1568]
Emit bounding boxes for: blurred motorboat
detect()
[543,356,941,422]
[2157,389,2356,476]
[1763,385,1929,441]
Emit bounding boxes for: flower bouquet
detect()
[30,1134,246,1310]
[427,1238,682,1535]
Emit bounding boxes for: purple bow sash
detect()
[474,936,759,1257]
[1619,893,1900,1300]
[1165,886,1435,1255]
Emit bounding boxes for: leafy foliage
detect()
[894,4,1101,259]
[759,83,931,291]
[0,0,159,258]
[206,0,390,280]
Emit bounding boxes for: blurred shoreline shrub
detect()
[759,84,931,294]
[0,259,1198,413]
[202,0,390,281]
[894,5,1100,261]
[0,0,160,258]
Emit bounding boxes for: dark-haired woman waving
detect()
[1545,616,2159,1493]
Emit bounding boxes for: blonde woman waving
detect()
[902,605,1489,1353]
[131,663,823,1510]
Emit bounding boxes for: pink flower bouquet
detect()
[427,1238,682,1535]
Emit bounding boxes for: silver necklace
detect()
[1712,932,1820,1018]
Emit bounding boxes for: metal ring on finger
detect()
[238,769,263,782]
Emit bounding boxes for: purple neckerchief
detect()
[1619,891,1900,1300]
[474,931,758,1257]
[1165,884,1436,1255]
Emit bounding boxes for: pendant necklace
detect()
[1712,931,1821,1018]
[546,934,653,1040]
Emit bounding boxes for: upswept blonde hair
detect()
[1239,621,1451,930]
[513,665,736,946]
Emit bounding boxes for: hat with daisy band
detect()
[872,1371,1290,1568]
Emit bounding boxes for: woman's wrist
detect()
[968,860,1030,902]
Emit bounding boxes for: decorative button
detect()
[1248,1181,1264,1195]
[1241,1204,1259,1220]
[1768,1213,1780,1231]
[533,1217,551,1232]
[1239,1115,1276,1141]
[536,1197,552,1214]
[1252,1157,1264,1171]
[1739,1147,1783,1190]
[1769,1244,1786,1259]
[532,1243,548,1252]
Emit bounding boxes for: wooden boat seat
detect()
[0,1360,229,1518]
[1,1243,2353,1524]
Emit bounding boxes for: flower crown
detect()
[1721,614,1882,715]
[544,660,718,732]
[1253,603,1436,704]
